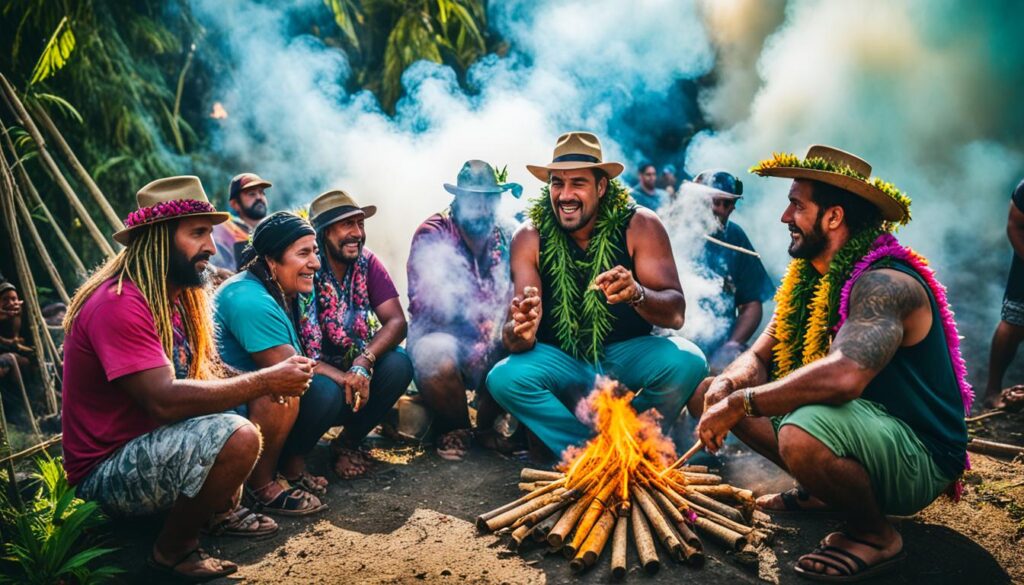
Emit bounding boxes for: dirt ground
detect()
[100,409,1024,585]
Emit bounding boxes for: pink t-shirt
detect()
[62,278,171,485]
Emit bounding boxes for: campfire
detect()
[476,381,773,577]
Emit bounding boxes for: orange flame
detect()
[558,378,684,516]
[210,102,228,119]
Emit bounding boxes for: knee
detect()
[484,358,514,402]
[777,424,830,472]
[303,374,345,416]
[383,348,414,383]
[220,421,262,467]
[661,338,709,386]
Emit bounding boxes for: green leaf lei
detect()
[527,178,633,363]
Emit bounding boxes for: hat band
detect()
[552,153,600,164]
[123,199,216,229]
[312,205,362,231]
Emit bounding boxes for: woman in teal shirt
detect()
[215,212,341,515]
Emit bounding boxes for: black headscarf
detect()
[239,211,315,268]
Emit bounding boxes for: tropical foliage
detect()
[0,456,121,584]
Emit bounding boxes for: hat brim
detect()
[756,167,908,222]
[526,161,624,183]
[112,211,231,245]
[682,181,743,200]
[443,184,509,197]
[315,206,378,231]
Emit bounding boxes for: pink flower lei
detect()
[123,199,216,228]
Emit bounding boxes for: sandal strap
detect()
[820,545,869,572]
[800,551,854,576]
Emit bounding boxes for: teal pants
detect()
[486,336,708,457]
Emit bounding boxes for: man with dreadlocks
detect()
[61,176,315,581]
[690,146,971,581]
[487,131,708,459]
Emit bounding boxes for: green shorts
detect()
[774,399,954,515]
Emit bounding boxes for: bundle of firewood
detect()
[475,383,773,577]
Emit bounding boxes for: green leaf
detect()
[30,16,76,86]
[29,93,83,124]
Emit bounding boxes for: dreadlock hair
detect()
[63,220,221,380]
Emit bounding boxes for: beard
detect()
[456,214,495,238]
[168,246,213,287]
[787,221,828,259]
[242,200,267,220]
[556,202,596,233]
[326,236,364,265]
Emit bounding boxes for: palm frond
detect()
[29,16,76,86]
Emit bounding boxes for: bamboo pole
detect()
[677,471,723,485]
[548,492,591,548]
[566,476,619,557]
[13,188,70,304]
[0,73,115,257]
[630,496,660,575]
[512,497,571,530]
[570,507,615,572]
[532,508,563,542]
[0,434,62,467]
[6,356,41,438]
[693,517,746,550]
[0,151,58,413]
[682,489,747,524]
[0,120,87,277]
[684,499,754,536]
[477,477,566,525]
[610,514,628,580]
[967,438,1024,459]
[520,468,563,482]
[509,523,534,551]
[666,518,705,566]
[0,386,23,509]
[632,485,682,557]
[28,101,123,231]
[481,488,568,532]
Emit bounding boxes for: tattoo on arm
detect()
[830,270,928,371]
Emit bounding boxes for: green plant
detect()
[0,455,122,584]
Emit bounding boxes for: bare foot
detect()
[333,447,370,479]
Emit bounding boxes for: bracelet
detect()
[359,349,377,368]
[742,389,760,417]
[628,284,647,307]
[349,365,372,380]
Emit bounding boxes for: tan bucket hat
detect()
[526,131,624,182]
[113,175,230,244]
[751,145,910,223]
[309,189,378,231]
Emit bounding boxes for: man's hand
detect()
[703,376,736,410]
[697,393,746,452]
[593,265,639,305]
[509,286,541,345]
[258,355,315,397]
[342,369,371,412]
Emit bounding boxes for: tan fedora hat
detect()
[309,189,378,231]
[526,131,624,183]
[113,175,230,244]
[751,145,910,223]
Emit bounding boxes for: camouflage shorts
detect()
[77,413,250,518]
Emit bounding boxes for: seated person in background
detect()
[684,170,774,374]
[62,176,314,581]
[0,280,34,423]
[487,132,708,460]
[211,172,272,275]
[407,160,520,461]
[215,212,333,515]
[302,190,414,478]
[630,161,668,211]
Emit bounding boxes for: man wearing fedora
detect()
[61,176,315,580]
[684,170,774,373]
[303,190,413,478]
[211,172,273,273]
[407,160,521,461]
[690,146,969,580]
[486,131,708,460]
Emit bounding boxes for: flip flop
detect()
[758,486,835,516]
[147,546,237,583]
[203,505,278,538]
[793,534,906,582]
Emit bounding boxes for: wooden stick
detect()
[704,234,760,257]
[965,410,1006,423]
[532,509,564,542]
[694,516,746,550]
[0,434,62,466]
[518,481,551,492]
[967,437,1024,458]
[481,488,567,532]
[7,355,41,439]
[0,386,23,510]
[567,476,619,555]
[610,514,628,580]
[674,518,702,550]
[0,74,115,256]
[630,496,660,575]
[570,507,616,572]
[666,518,705,567]
[548,494,592,548]
[682,489,747,524]
[684,499,754,535]
[520,468,563,482]
[509,523,534,551]
[678,471,724,485]
[512,497,571,529]
[29,101,124,231]
[651,486,687,526]
[13,185,70,304]
[477,477,566,524]
[679,465,710,473]
[632,485,682,556]
[689,484,752,502]
[661,440,703,476]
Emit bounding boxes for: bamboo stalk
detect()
[630,496,660,575]
[967,438,1024,459]
[570,507,615,572]
[682,489,747,524]
[13,185,70,304]
[632,485,682,556]
[651,486,687,526]
[520,468,563,482]
[689,484,752,502]
[509,523,534,551]
[532,509,564,542]
[7,355,41,439]
[518,481,551,492]
[0,386,23,509]
[481,488,567,532]
[512,497,571,529]
[0,434,62,466]
[477,477,566,524]
[610,514,628,580]
[694,516,746,550]
[0,121,86,276]
[678,471,723,485]
[666,518,705,567]
[29,101,123,231]
[684,499,754,536]
[965,410,1006,423]
[566,476,619,556]
[674,518,702,550]
[0,74,115,256]
[548,493,591,548]
[679,465,709,473]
